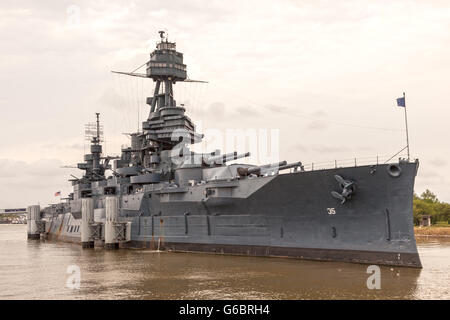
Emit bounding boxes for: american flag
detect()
[54,191,61,197]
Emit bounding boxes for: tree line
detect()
[413,189,450,225]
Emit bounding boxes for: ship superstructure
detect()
[26,32,422,268]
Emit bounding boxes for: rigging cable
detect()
[210,82,403,133]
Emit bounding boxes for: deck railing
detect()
[298,154,411,172]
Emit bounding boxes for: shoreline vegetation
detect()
[413,189,450,236]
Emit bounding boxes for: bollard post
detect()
[81,198,94,249]
[105,196,119,250]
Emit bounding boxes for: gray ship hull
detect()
[42,161,421,268]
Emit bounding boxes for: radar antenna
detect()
[158,30,166,41]
[85,114,103,144]
[96,112,100,143]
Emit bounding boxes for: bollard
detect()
[105,196,119,250]
[81,198,94,249]
[27,205,41,240]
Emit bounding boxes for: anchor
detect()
[331,175,356,204]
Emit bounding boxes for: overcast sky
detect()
[1,0,450,208]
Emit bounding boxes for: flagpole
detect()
[403,92,410,160]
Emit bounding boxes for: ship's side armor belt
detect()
[331,175,356,204]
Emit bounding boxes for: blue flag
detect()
[396,97,405,107]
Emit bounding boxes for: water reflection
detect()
[1,225,448,299]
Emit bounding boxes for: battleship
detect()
[26,32,422,268]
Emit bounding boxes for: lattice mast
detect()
[79,113,105,181]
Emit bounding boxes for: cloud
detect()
[306,120,328,130]
[98,86,129,112]
[147,9,168,18]
[310,145,352,153]
[415,168,448,201]
[207,102,226,118]
[264,104,289,114]
[290,144,309,153]
[310,110,328,118]
[192,102,262,121]
[288,143,374,154]
[429,158,447,167]
[233,106,261,118]
[0,158,66,180]
[41,143,84,151]
[0,158,77,208]
[416,168,446,183]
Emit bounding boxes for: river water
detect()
[0,225,448,299]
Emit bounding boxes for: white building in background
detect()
[0,208,27,215]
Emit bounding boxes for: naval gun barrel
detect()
[237,161,303,176]
[237,161,287,176]
[204,151,239,164]
[259,161,303,175]
[276,161,304,172]
[204,152,251,165]
[258,161,287,170]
